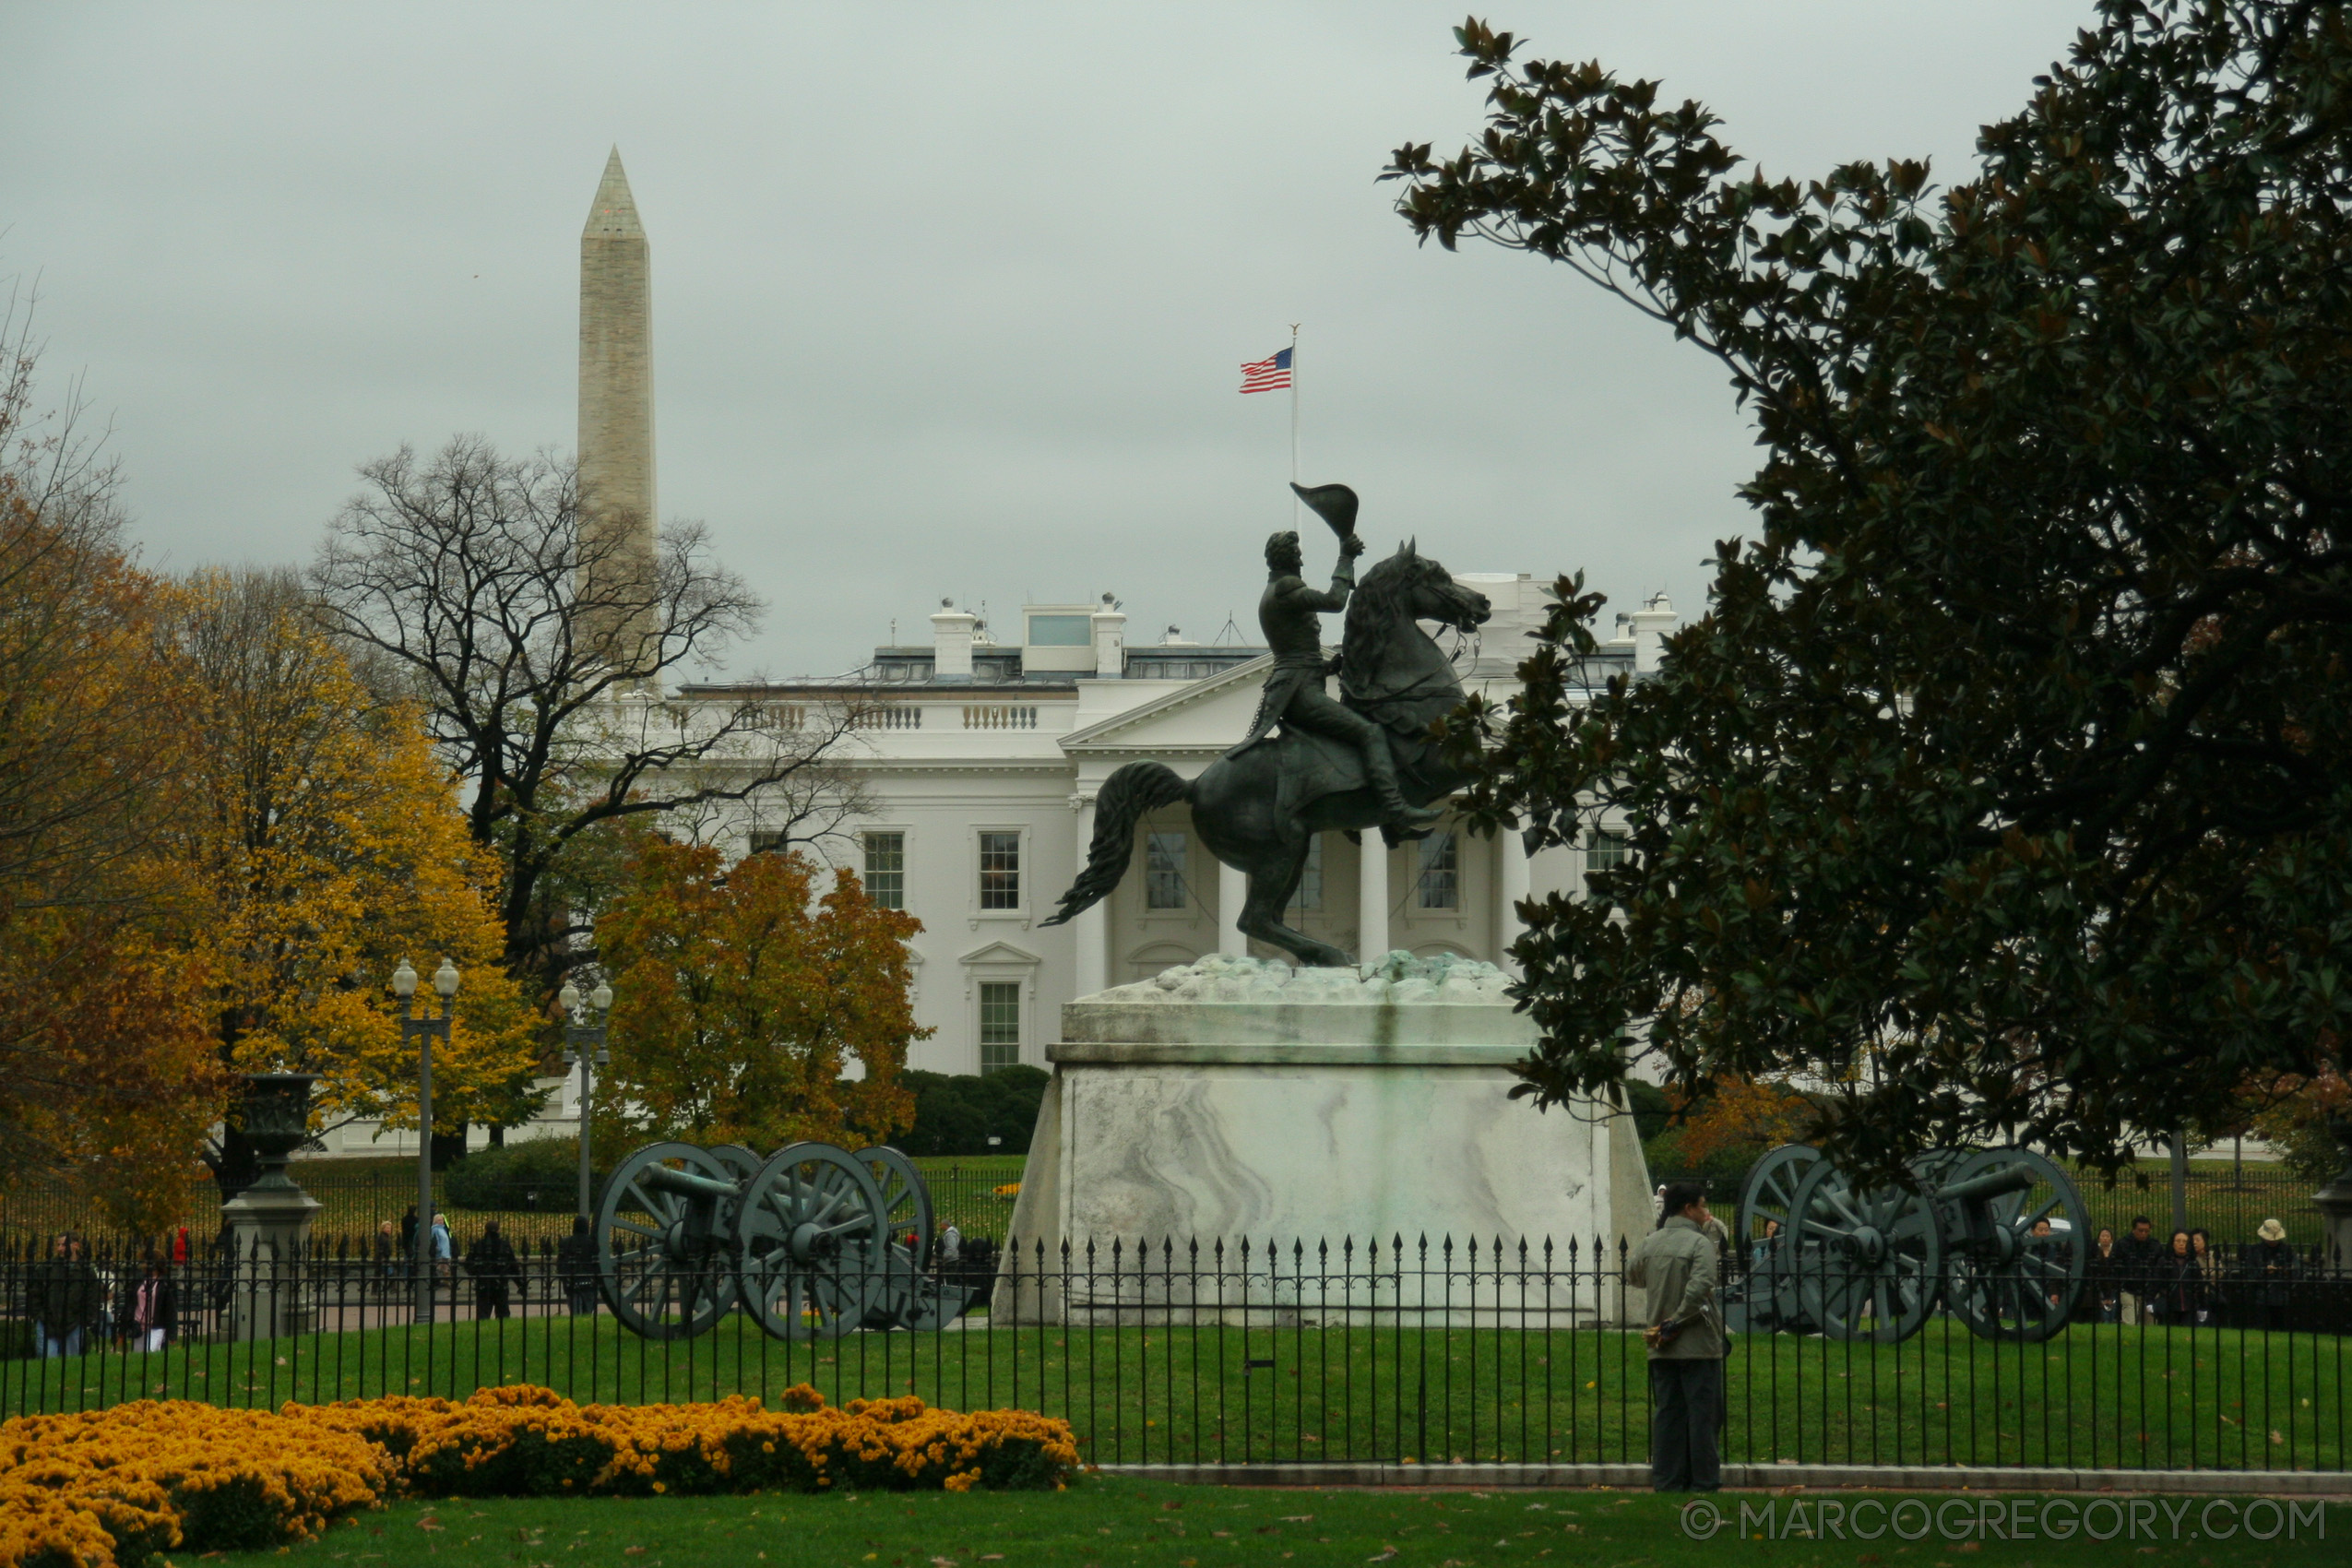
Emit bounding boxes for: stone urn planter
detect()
[220,1073,325,1341]
[230,1072,321,1196]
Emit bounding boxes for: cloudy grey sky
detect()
[4,3,2086,679]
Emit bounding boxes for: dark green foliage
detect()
[1390,2,2352,1179]
[1622,1076,1670,1143]
[442,1138,605,1213]
[896,1067,1050,1158]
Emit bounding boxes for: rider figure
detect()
[1229,496,1442,832]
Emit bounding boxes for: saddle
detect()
[1253,720,1439,841]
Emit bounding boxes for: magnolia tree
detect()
[1392,1,2352,1176]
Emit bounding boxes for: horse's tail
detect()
[1040,761,1192,927]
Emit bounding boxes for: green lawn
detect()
[202,1482,2352,1568]
[11,1313,2343,1473]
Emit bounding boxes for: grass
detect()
[10,1313,2345,1473]
[204,1481,2352,1568]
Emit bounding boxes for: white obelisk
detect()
[578,147,656,669]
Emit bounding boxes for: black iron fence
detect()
[3,1231,2346,1474]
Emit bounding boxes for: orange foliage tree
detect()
[0,308,224,1227]
[595,837,926,1151]
[1666,1075,1816,1170]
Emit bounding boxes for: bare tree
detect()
[310,434,864,987]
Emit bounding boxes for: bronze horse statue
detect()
[1043,541,1491,967]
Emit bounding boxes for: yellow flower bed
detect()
[0,1385,1078,1568]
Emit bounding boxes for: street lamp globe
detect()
[590,982,613,1012]
[392,959,418,1000]
[559,981,581,1016]
[433,957,460,999]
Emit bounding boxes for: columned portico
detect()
[1071,792,1107,995]
[1496,829,1531,974]
[1217,861,1248,956]
[1358,833,1389,958]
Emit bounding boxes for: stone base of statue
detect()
[996,955,1652,1325]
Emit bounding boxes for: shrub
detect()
[442,1139,606,1213]
[896,1067,1049,1157]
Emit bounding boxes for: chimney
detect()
[1630,593,1677,674]
[1091,592,1126,678]
[931,599,977,682]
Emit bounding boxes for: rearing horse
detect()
[1042,543,1491,967]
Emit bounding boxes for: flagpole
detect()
[1289,322,1301,529]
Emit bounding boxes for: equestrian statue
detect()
[1042,481,1491,968]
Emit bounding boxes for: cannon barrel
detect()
[1935,1162,2035,1206]
[640,1165,742,1200]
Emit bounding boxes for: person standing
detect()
[41,1236,101,1359]
[1627,1182,1727,1493]
[2241,1218,2298,1333]
[399,1206,419,1259]
[2088,1228,2120,1323]
[465,1220,518,1320]
[131,1252,175,1353]
[555,1216,600,1315]
[2114,1216,2163,1324]
[374,1220,398,1301]
[2189,1229,2224,1326]
[430,1213,453,1277]
[2152,1229,2198,1324]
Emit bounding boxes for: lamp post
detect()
[395,957,460,1326]
[559,978,613,1219]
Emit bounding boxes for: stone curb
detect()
[1095,1462,2352,1495]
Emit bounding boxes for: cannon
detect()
[1733,1144,2090,1343]
[594,1139,970,1340]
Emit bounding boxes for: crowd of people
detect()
[2085,1215,2306,1330]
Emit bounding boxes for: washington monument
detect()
[578,147,656,665]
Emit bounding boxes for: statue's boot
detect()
[1363,741,1442,831]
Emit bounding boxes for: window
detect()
[1586,829,1629,874]
[979,831,1021,909]
[1027,614,1091,646]
[1145,831,1189,909]
[979,981,1021,1073]
[1288,834,1324,913]
[862,831,905,910]
[1417,830,1458,910]
[748,829,786,856]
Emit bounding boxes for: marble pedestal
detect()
[220,1174,322,1342]
[998,955,1652,1324]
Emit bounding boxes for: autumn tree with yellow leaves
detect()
[595,837,925,1152]
[173,568,544,1191]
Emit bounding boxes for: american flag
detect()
[1239,347,1293,394]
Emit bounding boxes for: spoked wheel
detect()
[709,1144,764,1184]
[1939,1146,2090,1342]
[595,1142,742,1339]
[736,1144,886,1340]
[1790,1160,1944,1343]
[1735,1144,1822,1326]
[857,1146,933,1270]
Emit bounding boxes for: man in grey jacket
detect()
[1628,1181,1727,1491]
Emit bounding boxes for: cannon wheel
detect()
[1789,1159,1944,1343]
[857,1146,933,1271]
[595,1142,742,1340]
[736,1143,886,1340]
[1736,1144,1822,1324]
[1940,1146,2090,1342]
[709,1144,764,1184]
